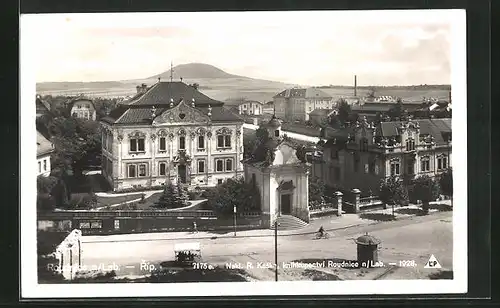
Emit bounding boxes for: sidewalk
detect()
[81,200,452,243]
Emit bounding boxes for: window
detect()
[216,159,224,172]
[91,221,102,229]
[128,164,137,178]
[217,179,223,185]
[43,159,47,171]
[38,161,41,173]
[198,135,205,149]
[274,130,280,137]
[138,164,147,177]
[79,222,90,229]
[390,161,400,176]
[179,136,186,150]
[420,157,430,172]
[130,137,145,152]
[225,159,233,171]
[77,105,82,109]
[406,138,415,151]
[103,133,108,150]
[159,137,166,151]
[72,112,77,118]
[198,160,205,173]
[217,134,231,148]
[437,156,448,170]
[360,138,368,151]
[330,149,339,159]
[159,162,167,176]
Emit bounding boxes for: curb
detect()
[81,210,449,243]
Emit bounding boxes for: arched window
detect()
[179,136,186,150]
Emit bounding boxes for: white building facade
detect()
[238,101,263,115]
[100,81,245,191]
[37,131,54,177]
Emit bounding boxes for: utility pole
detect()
[274,220,279,281]
[233,205,237,237]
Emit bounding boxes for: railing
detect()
[359,196,381,206]
[309,202,337,213]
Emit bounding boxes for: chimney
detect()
[141,83,148,93]
[136,85,141,94]
[354,75,357,97]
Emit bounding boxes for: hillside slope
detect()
[148,63,241,79]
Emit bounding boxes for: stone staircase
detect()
[273,215,309,230]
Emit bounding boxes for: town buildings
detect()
[273,88,334,122]
[68,96,97,121]
[316,117,452,194]
[37,131,54,177]
[100,81,245,191]
[308,108,338,126]
[238,100,263,115]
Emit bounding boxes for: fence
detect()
[38,210,263,235]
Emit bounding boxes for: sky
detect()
[22,10,462,86]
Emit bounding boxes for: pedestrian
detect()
[193,221,198,233]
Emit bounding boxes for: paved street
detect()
[80,211,452,281]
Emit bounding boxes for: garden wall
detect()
[38,211,263,235]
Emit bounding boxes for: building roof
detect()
[127,81,224,107]
[101,81,242,125]
[36,95,51,113]
[274,87,332,99]
[37,130,54,157]
[377,118,451,145]
[308,108,334,117]
[66,96,96,110]
[352,102,422,113]
[238,100,263,106]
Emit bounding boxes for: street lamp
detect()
[274,220,279,282]
[233,205,237,237]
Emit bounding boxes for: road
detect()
[80,211,452,281]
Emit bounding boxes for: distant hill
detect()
[148,63,241,79]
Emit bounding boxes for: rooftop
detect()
[377,118,451,145]
[101,81,242,125]
[274,87,333,99]
[37,130,54,157]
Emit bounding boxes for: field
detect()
[36,77,450,104]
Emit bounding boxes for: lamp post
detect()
[233,205,237,237]
[274,220,279,281]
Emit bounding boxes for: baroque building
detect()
[100,81,244,191]
[316,117,452,193]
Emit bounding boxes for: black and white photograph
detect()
[21,10,467,298]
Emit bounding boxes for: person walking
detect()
[193,221,198,233]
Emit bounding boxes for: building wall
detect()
[102,122,244,191]
[239,102,262,115]
[273,97,287,119]
[37,153,52,177]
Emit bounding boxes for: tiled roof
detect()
[129,82,223,107]
[102,82,242,125]
[352,103,421,113]
[66,96,95,110]
[37,130,54,157]
[378,118,451,145]
[274,88,332,99]
[36,96,51,113]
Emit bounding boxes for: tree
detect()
[154,182,187,209]
[250,127,275,165]
[51,178,69,208]
[328,114,342,128]
[439,168,453,205]
[411,175,441,214]
[388,98,404,121]
[337,99,351,125]
[205,177,261,217]
[309,176,326,205]
[379,176,409,217]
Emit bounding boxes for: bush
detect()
[37,193,56,212]
[205,177,261,217]
[117,185,165,194]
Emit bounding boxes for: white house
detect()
[68,97,97,121]
[100,81,245,191]
[37,131,54,177]
[238,100,263,115]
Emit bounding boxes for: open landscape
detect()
[36,63,451,104]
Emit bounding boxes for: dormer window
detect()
[406,138,415,151]
[274,130,280,137]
